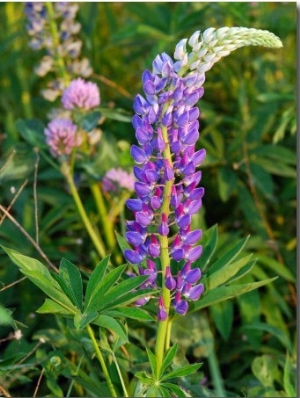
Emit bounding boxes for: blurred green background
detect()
[0,2,296,397]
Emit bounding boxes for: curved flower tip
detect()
[62,78,100,110]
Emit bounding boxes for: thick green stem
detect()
[62,162,106,259]
[86,325,117,397]
[154,118,174,373]
[45,2,70,86]
[90,182,116,251]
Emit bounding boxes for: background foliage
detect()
[0,2,296,397]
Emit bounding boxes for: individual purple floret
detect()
[102,168,135,192]
[124,50,206,317]
[62,78,100,110]
[44,118,82,157]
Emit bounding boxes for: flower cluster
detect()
[44,118,82,157]
[24,2,93,101]
[44,78,100,157]
[62,78,100,110]
[102,168,135,193]
[124,52,206,317]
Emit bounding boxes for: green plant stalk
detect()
[61,162,106,259]
[45,2,70,86]
[154,115,174,374]
[90,182,116,250]
[111,350,129,397]
[207,344,226,397]
[86,325,118,397]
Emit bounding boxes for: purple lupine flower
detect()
[102,168,135,192]
[44,118,82,157]
[124,46,206,317]
[62,78,100,110]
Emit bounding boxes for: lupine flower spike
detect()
[124,27,282,319]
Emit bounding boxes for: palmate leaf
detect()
[1,246,77,313]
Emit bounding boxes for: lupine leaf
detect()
[84,262,125,313]
[207,235,249,274]
[1,246,77,313]
[92,275,150,312]
[85,256,110,307]
[197,224,218,272]
[146,347,158,378]
[190,278,277,311]
[59,258,83,310]
[226,259,256,284]
[160,363,201,381]
[159,344,178,378]
[105,307,154,321]
[103,288,155,310]
[207,254,253,289]
[37,299,73,315]
[94,314,128,342]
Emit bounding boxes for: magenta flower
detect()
[102,168,135,192]
[62,78,100,110]
[44,118,82,157]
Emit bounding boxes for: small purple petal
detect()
[133,94,149,115]
[184,283,204,301]
[124,249,143,264]
[184,268,201,284]
[134,182,152,197]
[131,145,147,164]
[182,128,199,145]
[172,248,185,262]
[193,149,206,166]
[126,231,145,246]
[177,214,191,229]
[165,266,176,291]
[126,199,143,212]
[135,296,150,307]
[185,245,203,262]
